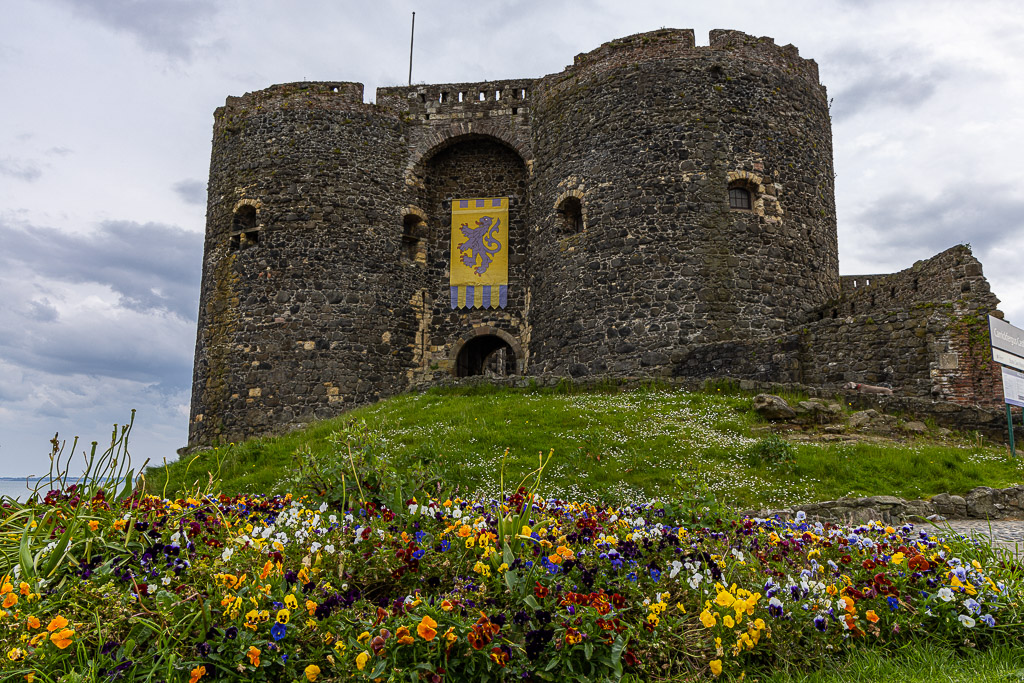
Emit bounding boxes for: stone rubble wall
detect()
[527,28,837,378]
[673,245,1005,407]
[747,486,1024,524]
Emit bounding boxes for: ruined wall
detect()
[673,246,1004,406]
[527,29,838,378]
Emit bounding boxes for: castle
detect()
[188,29,1004,447]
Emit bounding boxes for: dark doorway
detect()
[455,335,516,377]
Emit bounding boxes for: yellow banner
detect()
[450,197,508,309]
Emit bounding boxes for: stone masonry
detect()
[188,29,1007,447]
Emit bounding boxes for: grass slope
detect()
[148,384,1023,509]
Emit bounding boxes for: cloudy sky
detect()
[1,0,1022,477]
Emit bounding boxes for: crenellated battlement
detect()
[542,28,822,95]
[215,81,370,126]
[377,79,535,121]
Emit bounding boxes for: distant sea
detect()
[0,477,102,502]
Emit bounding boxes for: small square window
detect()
[729,187,752,210]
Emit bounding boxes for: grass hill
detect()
[147,383,1023,509]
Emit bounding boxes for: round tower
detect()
[527,29,838,376]
[188,82,416,446]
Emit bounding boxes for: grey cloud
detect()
[0,157,42,182]
[825,45,948,122]
[46,147,73,157]
[0,321,193,388]
[26,299,59,323]
[851,182,1024,256]
[0,219,202,320]
[831,72,941,121]
[172,179,207,205]
[38,401,69,419]
[49,0,218,60]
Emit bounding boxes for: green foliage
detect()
[0,413,147,592]
[149,386,1024,511]
[743,434,797,468]
[284,419,449,512]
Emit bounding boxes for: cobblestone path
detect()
[927,519,1024,555]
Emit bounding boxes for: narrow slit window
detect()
[557,196,583,233]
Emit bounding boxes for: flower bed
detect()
[1,482,1020,682]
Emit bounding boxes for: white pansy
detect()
[937,587,955,602]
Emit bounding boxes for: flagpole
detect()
[408,12,416,86]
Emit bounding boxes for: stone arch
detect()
[450,326,525,377]
[405,121,533,188]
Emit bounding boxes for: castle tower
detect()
[189,82,417,445]
[527,29,838,376]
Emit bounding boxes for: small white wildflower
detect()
[161,576,172,586]
[221,547,234,561]
[310,542,322,553]
[324,544,335,554]
[146,584,157,595]
[937,587,954,602]
[319,502,328,513]
[958,614,976,628]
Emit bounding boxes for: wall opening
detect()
[455,335,516,377]
[728,185,752,210]
[230,205,259,250]
[557,196,584,233]
[401,213,427,264]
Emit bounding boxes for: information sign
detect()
[1003,366,1024,409]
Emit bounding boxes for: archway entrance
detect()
[455,335,517,377]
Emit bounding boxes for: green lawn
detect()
[758,644,1024,683]
[147,384,1023,509]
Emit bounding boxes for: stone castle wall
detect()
[188,30,1004,447]
[672,245,1005,406]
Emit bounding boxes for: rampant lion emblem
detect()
[458,215,502,276]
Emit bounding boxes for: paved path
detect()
[923,519,1024,555]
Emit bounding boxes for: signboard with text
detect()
[1002,366,1024,408]
[990,315,1024,372]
